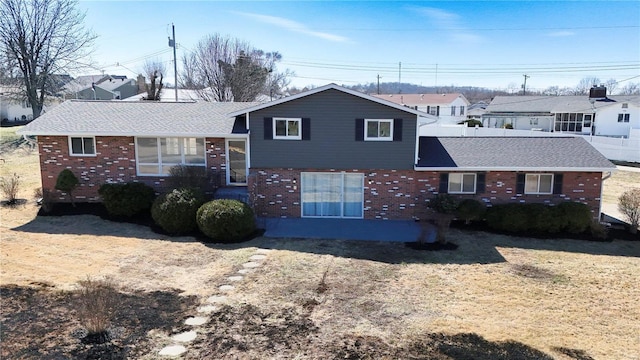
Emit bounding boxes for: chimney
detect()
[589,85,607,100]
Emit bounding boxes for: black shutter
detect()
[393,119,402,141]
[553,173,563,194]
[476,173,486,193]
[516,173,525,194]
[355,118,364,141]
[439,173,449,193]
[302,118,311,140]
[264,117,273,140]
[436,106,440,116]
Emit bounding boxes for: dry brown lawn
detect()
[1,127,639,359]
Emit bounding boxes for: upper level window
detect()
[622,103,628,109]
[525,173,553,194]
[365,119,393,141]
[136,137,205,176]
[618,114,630,123]
[448,173,476,194]
[460,106,465,115]
[451,106,456,116]
[273,118,301,140]
[69,136,96,156]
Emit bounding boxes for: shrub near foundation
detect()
[196,199,255,242]
[486,202,592,234]
[98,182,156,217]
[151,187,206,234]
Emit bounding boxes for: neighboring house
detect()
[63,74,140,100]
[19,84,615,222]
[122,89,202,102]
[372,93,471,125]
[482,95,640,137]
[1,86,34,123]
[467,101,489,121]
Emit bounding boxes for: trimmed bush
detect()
[55,169,79,203]
[151,188,206,234]
[556,201,592,234]
[429,194,459,214]
[166,165,219,192]
[455,199,485,224]
[196,199,255,242]
[486,201,592,234]
[98,182,156,217]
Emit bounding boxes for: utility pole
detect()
[522,74,530,96]
[168,23,178,102]
[376,74,382,94]
[435,63,438,93]
[398,62,402,94]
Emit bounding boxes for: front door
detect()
[226,139,247,185]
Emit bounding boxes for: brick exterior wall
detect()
[249,168,604,220]
[38,136,226,202]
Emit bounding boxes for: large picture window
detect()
[136,137,205,176]
[301,172,363,218]
[525,173,553,194]
[448,173,476,194]
[69,136,96,156]
[365,119,393,141]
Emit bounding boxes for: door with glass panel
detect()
[226,139,247,185]
[301,173,363,218]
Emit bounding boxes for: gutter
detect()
[599,171,614,222]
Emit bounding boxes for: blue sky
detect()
[79,0,640,92]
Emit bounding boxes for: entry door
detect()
[226,139,247,185]
[582,114,593,134]
[301,172,364,218]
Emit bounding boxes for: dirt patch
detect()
[0,284,197,359]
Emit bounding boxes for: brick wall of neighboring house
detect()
[249,168,604,220]
[38,136,226,202]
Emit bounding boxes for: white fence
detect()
[421,125,640,163]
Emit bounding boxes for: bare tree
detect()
[574,76,601,95]
[141,60,165,101]
[604,78,618,95]
[619,82,640,95]
[0,0,96,119]
[180,33,290,102]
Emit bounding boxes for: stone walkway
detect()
[157,248,271,357]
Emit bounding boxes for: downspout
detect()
[599,171,613,221]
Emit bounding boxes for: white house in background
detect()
[467,101,489,121]
[482,95,640,138]
[372,93,470,125]
[1,86,33,123]
[122,89,202,102]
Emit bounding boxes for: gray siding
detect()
[249,89,417,170]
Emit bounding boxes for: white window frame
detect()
[68,136,96,157]
[618,113,630,123]
[525,173,553,195]
[135,137,206,176]
[301,172,364,219]
[451,106,456,116]
[448,173,476,194]
[364,119,393,141]
[273,117,302,140]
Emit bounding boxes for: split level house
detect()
[19,84,616,221]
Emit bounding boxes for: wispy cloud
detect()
[547,31,575,37]
[411,7,483,44]
[232,11,349,43]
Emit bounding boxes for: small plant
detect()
[151,187,206,234]
[55,169,79,205]
[618,188,640,234]
[589,221,609,240]
[455,199,485,225]
[465,119,483,128]
[166,165,218,192]
[0,173,21,205]
[503,123,514,129]
[196,199,256,242]
[428,194,459,244]
[98,182,156,217]
[75,277,119,344]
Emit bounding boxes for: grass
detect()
[1,139,639,359]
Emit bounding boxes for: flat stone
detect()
[255,249,272,254]
[237,269,251,275]
[197,305,218,313]
[219,284,234,292]
[242,261,260,269]
[228,275,243,282]
[159,345,187,356]
[249,254,267,261]
[206,295,228,304]
[185,316,208,326]
[172,330,197,342]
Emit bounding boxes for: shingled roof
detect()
[486,95,640,113]
[416,137,615,171]
[19,100,260,137]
